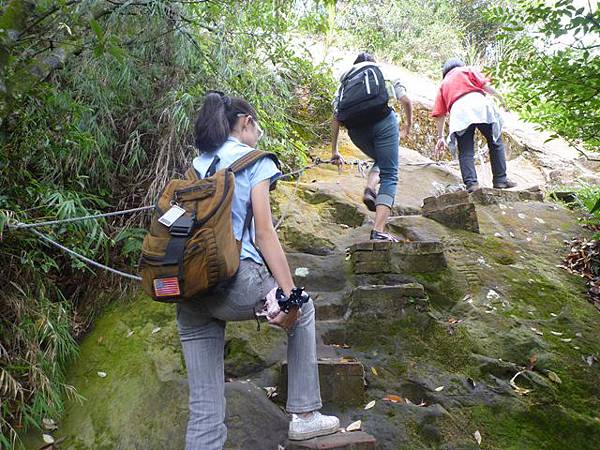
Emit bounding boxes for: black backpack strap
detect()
[205,155,221,178]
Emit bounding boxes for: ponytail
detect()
[194,91,258,153]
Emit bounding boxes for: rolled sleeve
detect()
[392,79,407,100]
[431,89,447,117]
[249,158,281,188]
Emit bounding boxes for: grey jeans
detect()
[176,259,322,450]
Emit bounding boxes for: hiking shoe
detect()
[288,412,340,440]
[466,183,480,193]
[362,188,376,212]
[493,180,517,189]
[370,229,400,242]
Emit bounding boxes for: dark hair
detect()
[442,58,465,78]
[353,52,376,64]
[194,91,257,153]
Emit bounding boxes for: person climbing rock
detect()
[432,58,517,193]
[331,52,413,242]
[176,92,340,449]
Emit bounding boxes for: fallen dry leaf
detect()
[473,430,482,446]
[346,420,361,432]
[550,331,563,336]
[371,367,379,376]
[340,356,356,363]
[467,377,476,388]
[42,434,54,444]
[434,386,445,392]
[42,418,57,431]
[560,338,572,343]
[547,370,562,384]
[263,387,277,398]
[151,327,161,335]
[509,370,531,395]
[530,327,544,336]
[127,330,134,337]
[383,395,403,403]
[97,371,107,378]
[364,400,376,410]
[294,267,309,277]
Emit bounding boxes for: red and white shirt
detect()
[431,67,490,117]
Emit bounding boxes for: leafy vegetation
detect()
[489,0,600,155]
[0,1,334,447]
[334,0,465,76]
[1,0,599,448]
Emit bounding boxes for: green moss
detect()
[464,404,600,450]
[412,268,469,309]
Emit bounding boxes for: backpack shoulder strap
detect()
[229,149,280,174]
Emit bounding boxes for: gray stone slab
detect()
[286,431,377,449]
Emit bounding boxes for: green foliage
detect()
[489,0,600,153]
[0,1,335,447]
[335,0,467,77]
[573,184,600,236]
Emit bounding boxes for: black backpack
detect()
[335,64,391,128]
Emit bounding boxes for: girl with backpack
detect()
[176,92,339,449]
[432,58,517,193]
[331,52,413,242]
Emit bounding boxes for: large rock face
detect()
[20,107,600,449]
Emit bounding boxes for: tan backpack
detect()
[139,150,279,303]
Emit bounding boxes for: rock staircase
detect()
[279,187,546,449]
[279,236,448,448]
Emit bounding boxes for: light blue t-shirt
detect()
[192,137,281,265]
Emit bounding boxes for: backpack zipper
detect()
[370,69,379,87]
[364,71,371,95]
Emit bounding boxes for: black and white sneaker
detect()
[370,230,400,242]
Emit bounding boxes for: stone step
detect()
[279,357,366,407]
[422,190,480,233]
[316,319,348,346]
[313,290,350,321]
[349,240,447,274]
[348,283,428,319]
[470,186,544,205]
[285,431,377,449]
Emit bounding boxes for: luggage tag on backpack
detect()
[158,205,186,228]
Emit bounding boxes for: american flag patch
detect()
[153,277,181,298]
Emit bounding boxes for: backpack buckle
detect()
[169,215,194,236]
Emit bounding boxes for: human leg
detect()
[371,111,399,232]
[455,124,478,188]
[287,297,339,440]
[477,123,511,187]
[177,314,227,450]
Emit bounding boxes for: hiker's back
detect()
[139,138,279,302]
[192,137,281,264]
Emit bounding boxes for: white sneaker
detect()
[288,411,340,440]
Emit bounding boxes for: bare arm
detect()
[331,116,344,167]
[399,94,413,138]
[251,179,299,329]
[435,115,446,140]
[331,117,340,153]
[252,180,294,296]
[434,115,447,158]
